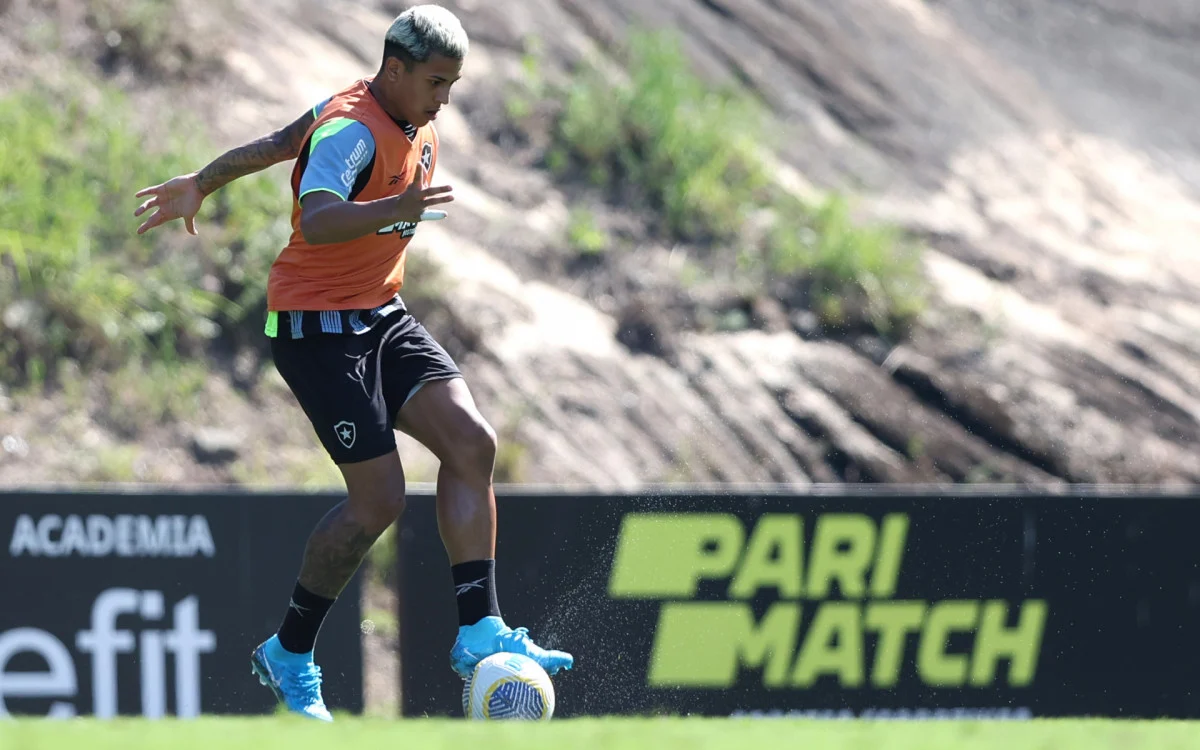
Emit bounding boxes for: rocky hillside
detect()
[2,0,1199,487]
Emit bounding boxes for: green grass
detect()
[552,32,769,243]
[6,718,1200,750]
[768,194,926,334]
[566,208,609,256]
[541,30,927,335]
[0,75,291,390]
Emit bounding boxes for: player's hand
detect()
[393,163,454,223]
[134,173,206,235]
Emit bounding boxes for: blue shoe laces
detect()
[499,626,531,645]
[280,663,324,703]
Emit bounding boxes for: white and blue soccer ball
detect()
[462,653,556,721]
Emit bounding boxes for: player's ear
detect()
[385,56,405,81]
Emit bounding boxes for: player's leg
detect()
[396,376,499,599]
[396,378,572,678]
[251,327,407,721]
[381,318,572,679]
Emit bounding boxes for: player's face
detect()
[389,53,464,127]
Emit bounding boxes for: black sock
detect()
[276,582,336,655]
[452,559,501,627]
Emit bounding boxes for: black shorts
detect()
[271,308,462,464]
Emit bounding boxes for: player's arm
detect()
[132,104,320,236]
[300,164,453,245]
[193,107,318,195]
[296,121,453,245]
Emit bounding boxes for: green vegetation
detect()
[84,444,143,483]
[102,359,209,435]
[768,194,926,333]
[553,34,769,243]
[542,31,927,335]
[492,405,532,484]
[566,208,609,255]
[228,450,345,489]
[493,439,529,484]
[7,718,1200,750]
[504,46,547,126]
[0,78,291,390]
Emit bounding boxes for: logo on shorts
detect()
[334,421,357,450]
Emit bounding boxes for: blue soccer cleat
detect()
[450,616,574,679]
[251,635,333,722]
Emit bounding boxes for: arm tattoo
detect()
[194,109,316,195]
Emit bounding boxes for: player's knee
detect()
[343,459,407,534]
[379,488,408,524]
[354,485,406,535]
[446,418,497,482]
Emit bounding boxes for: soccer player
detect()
[132,5,572,722]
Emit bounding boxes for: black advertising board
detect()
[0,490,362,718]
[398,490,1200,719]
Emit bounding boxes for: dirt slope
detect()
[2,0,1199,487]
